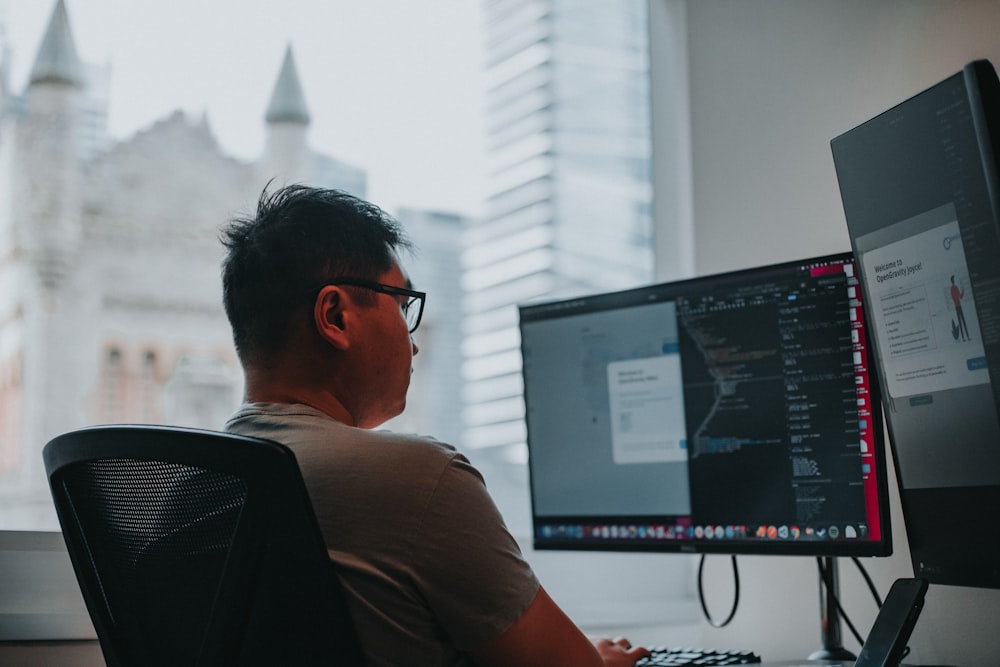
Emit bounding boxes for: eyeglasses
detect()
[317,278,426,333]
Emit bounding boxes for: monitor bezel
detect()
[519,251,893,558]
[832,60,1000,588]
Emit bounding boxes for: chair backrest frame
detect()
[43,424,365,667]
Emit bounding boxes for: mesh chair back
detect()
[43,425,365,667]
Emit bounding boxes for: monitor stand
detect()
[808,557,857,662]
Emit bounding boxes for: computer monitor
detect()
[832,59,1000,589]
[519,252,892,558]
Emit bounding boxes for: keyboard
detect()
[635,646,761,665]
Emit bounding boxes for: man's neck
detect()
[243,372,357,426]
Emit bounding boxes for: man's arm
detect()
[469,585,649,667]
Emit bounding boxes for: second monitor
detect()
[519,252,891,557]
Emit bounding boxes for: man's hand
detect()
[592,636,651,666]
[470,587,651,667]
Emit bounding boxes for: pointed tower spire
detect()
[265,45,310,124]
[29,0,82,86]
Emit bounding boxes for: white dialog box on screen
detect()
[607,355,688,464]
[861,217,988,398]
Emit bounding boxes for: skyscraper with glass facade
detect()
[463,0,654,482]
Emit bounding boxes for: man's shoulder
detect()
[226,402,465,465]
[366,428,458,454]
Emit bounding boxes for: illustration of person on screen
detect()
[950,275,971,341]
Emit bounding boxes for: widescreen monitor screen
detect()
[519,253,892,557]
[832,60,1000,588]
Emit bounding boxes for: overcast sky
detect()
[1,0,488,216]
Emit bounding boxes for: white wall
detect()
[650,1,1000,664]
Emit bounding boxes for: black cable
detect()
[695,555,905,655]
[851,556,884,608]
[816,557,865,647]
[697,554,740,628]
[695,555,912,657]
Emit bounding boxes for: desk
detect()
[0,641,104,667]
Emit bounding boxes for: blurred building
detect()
[0,0,367,528]
[463,0,654,519]
[386,209,468,447]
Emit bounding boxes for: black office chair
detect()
[43,424,365,667]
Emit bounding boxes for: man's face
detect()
[352,262,420,428]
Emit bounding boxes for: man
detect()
[219,184,649,666]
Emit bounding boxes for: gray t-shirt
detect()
[225,403,539,666]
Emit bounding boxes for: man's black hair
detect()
[220,184,411,363]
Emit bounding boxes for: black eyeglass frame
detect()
[312,278,425,333]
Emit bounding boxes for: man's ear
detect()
[314,286,350,350]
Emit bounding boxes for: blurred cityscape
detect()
[0,0,653,534]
